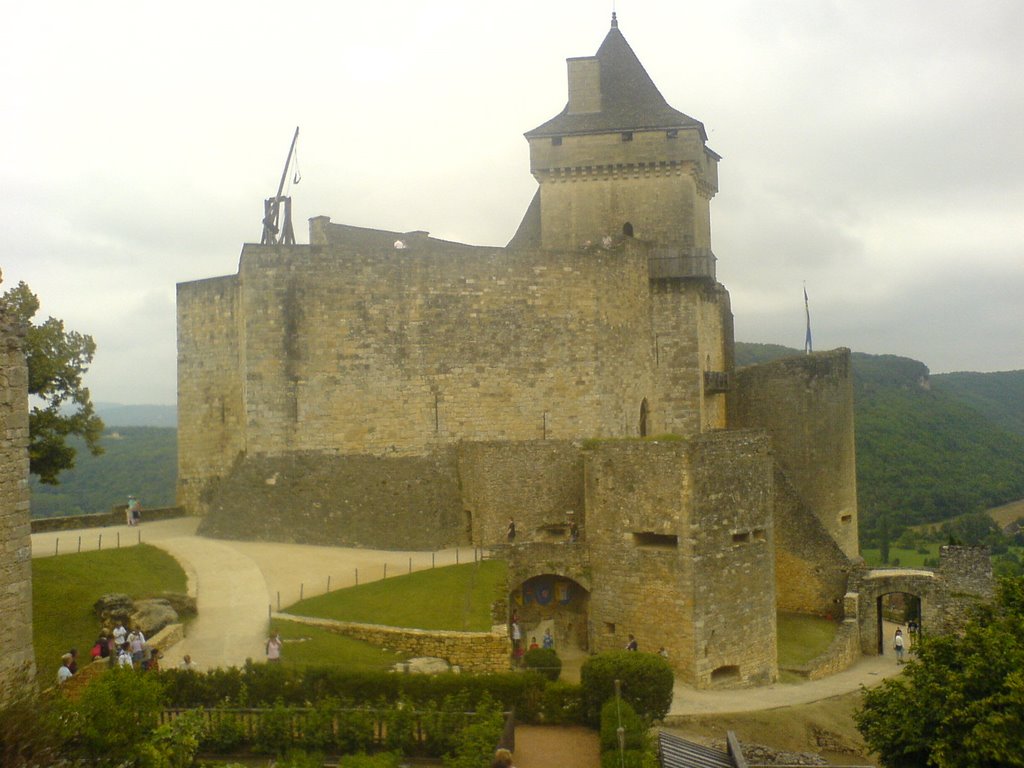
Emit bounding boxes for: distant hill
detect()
[931,370,1024,437]
[30,426,177,518]
[94,402,177,428]
[736,343,1024,546]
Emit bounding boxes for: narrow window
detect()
[753,528,766,541]
[732,532,750,544]
[633,532,678,549]
[551,136,562,146]
[639,398,648,437]
[841,514,853,524]
[666,129,678,139]
[621,131,633,142]
[603,622,616,635]
[623,222,634,237]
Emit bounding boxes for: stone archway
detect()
[510,573,590,654]
[856,569,937,655]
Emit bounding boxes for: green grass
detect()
[861,544,940,568]
[269,619,410,670]
[286,560,507,631]
[32,544,187,680]
[777,612,838,668]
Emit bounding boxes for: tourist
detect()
[529,636,539,650]
[65,648,78,675]
[626,634,638,651]
[266,630,283,662]
[57,654,74,684]
[492,747,515,767]
[128,628,146,664]
[510,621,522,663]
[117,647,133,668]
[112,622,127,649]
[506,518,516,543]
[542,628,554,649]
[128,495,141,525]
[659,646,669,659]
[894,628,905,663]
[179,654,198,671]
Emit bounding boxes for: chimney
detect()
[567,56,601,115]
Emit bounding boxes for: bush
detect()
[599,698,647,752]
[580,651,673,727]
[201,706,248,754]
[73,666,166,763]
[538,681,583,724]
[523,647,562,681]
[0,668,71,768]
[442,694,506,768]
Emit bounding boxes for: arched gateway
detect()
[510,573,591,652]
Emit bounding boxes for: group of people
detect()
[509,611,555,664]
[94,622,160,671]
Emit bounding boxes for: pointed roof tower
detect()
[525,13,708,140]
[517,14,720,265]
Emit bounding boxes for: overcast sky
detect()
[3,0,1022,406]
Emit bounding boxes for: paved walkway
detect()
[31,518,906,711]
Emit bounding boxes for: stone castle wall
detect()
[196,450,464,550]
[732,349,859,560]
[176,274,245,514]
[177,224,733,522]
[0,314,33,691]
[458,441,584,546]
[583,433,776,688]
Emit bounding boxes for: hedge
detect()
[579,651,673,727]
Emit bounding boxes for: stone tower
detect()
[522,13,719,276]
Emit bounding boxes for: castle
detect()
[176,17,988,687]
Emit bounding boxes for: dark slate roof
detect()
[658,731,736,768]
[526,15,707,140]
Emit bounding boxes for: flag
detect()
[804,285,813,354]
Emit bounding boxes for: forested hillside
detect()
[29,427,176,517]
[931,370,1024,437]
[736,343,1024,547]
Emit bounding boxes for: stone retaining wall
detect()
[780,619,860,681]
[279,613,509,673]
[31,506,186,533]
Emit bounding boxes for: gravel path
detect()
[514,725,600,768]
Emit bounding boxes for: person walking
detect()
[266,630,283,663]
[894,628,905,664]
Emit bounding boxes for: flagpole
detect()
[804,283,813,354]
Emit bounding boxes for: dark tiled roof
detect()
[658,731,736,768]
[526,17,707,140]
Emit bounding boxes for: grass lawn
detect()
[286,560,507,631]
[269,619,410,670]
[776,612,838,668]
[32,544,187,680]
[861,544,940,568]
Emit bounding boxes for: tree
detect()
[0,281,103,483]
[855,576,1024,767]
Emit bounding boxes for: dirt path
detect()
[513,725,600,768]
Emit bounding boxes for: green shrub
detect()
[442,694,506,768]
[338,753,403,767]
[599,698,648,752]
[580,651,673,727]
[73,667,166,763]
[252,699,296,756]
[538,681,583,724]
[523,647,562,681]
[200,706,248,753]
[136,709,205,768]
[0,669,71,768]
